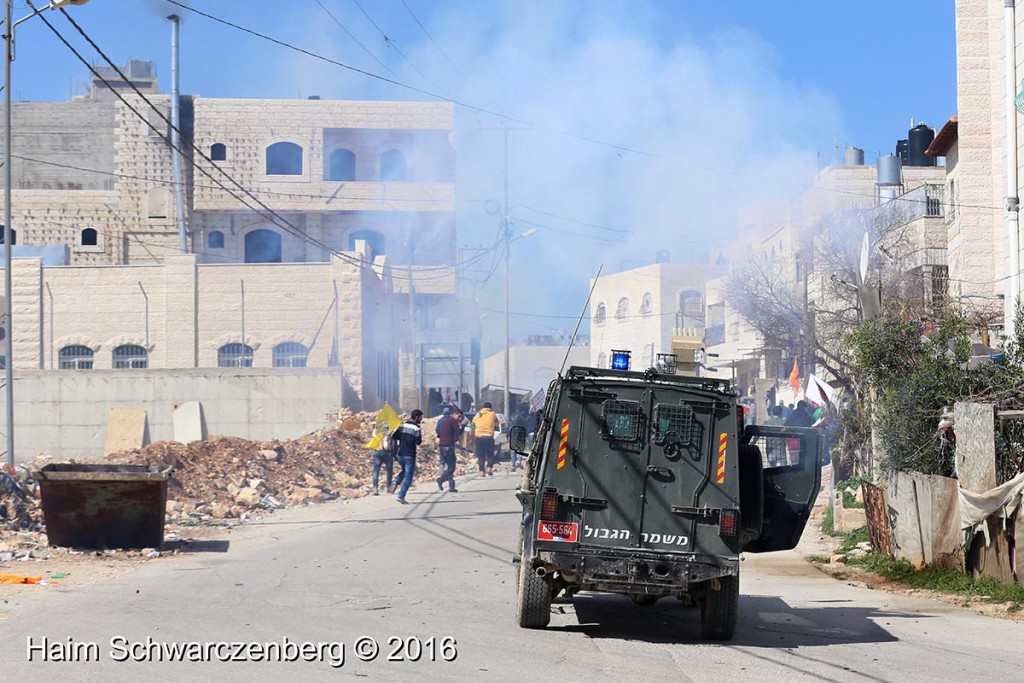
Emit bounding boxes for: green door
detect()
[741,425,822,553]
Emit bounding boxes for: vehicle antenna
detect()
[558,264,603,377]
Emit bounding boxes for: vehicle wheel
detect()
[514,557,552,629]
[699,574,739,640]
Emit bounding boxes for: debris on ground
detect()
[0,410,481,553]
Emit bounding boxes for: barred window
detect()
[218,343,254,368]
[594,303,606,325]
[112,344,148,369]
[652,403,696,446]
[601,400,643,441]
[272,342,308,368]
[59,345,93,370]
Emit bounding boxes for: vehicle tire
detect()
[699,574,739,640]
[514,557,552,629]
[738,444,764,539]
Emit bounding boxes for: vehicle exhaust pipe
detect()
[535,566,548,578]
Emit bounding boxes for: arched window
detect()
[210,143,227,161]
[273,342,308,368]
[616,297,629,319]
[59,345,93,370]
[244,229,282,263]
[147,187,169,218]
[640,293,653,316]
[218,343,254,368]
[348,229,385,259]
[0,227,16,245]
[679,290,703,321]
[81,227,98,246]
[113,344,148,369]
[266,141,303,176]
[207,230,225,249]
[327,148,356,181]
[594,303,606,325]
[380,149,406,181]
[596,352,607,369]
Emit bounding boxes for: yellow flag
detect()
[363,431,384,450]
[376,403,402,431]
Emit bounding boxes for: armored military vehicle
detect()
[510,364,821,639]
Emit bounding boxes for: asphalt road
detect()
[1,472,1022,682]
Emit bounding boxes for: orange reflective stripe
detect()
[557,419,569,470]
[716,432,727,484]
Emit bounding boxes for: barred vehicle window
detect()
[601,400,643,442]
[652,403,696,446]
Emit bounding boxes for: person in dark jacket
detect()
[435,406,464,492]
[389,409,423,504]
[784,400,814,428]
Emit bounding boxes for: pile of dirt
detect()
[104,411,471,523]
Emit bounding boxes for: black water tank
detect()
[896,139,909,165]
[907,124,935,166]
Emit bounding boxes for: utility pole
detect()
[4,0,14,467]
[502,126,510,421]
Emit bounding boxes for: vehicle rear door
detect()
[534,382,646,550]
[741,425,821,553]
[638,387,729,554]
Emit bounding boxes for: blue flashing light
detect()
[610,350,631,371]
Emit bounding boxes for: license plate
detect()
[537,521,578,542]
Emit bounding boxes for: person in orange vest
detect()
[472,402,500,476]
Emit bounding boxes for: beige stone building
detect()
[706,152,946,398]
[0,61,474,413]
[589,262,723,371]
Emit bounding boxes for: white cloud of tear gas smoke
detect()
[284,1,842,350]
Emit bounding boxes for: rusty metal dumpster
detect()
[36,464,171,550]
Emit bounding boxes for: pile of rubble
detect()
[104,410,470,523]
[0,409,477,552]
[0,466,42,534]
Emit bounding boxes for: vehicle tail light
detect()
[541,490,558,520]
[719,509,739,537]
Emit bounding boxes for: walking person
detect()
[370,438,394,495]
[473,402,500,477]
[390,409,423,504]
[435,406,464,493]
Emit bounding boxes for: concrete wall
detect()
[5,368,349,463]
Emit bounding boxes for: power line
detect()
[162,0,726,169]
[49,5,469,283]
[345,0,438,88]
[514,203,631,235]
[395,0,507,112]
[311,0,398,77]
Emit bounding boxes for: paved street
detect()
[1,473,1021,682]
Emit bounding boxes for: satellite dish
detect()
[859,232,870,285]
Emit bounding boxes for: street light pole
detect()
[3,0,91,467]
[4,0,15,468]
[502,126,510,422]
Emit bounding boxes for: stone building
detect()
[0,61,477,416]
[589,261,723,371]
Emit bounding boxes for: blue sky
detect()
[11,0,958,343]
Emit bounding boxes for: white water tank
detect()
[877,155,902,186]
[844,147,865,166]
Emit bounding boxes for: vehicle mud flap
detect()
[515,557,552,629]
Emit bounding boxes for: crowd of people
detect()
[371,402,526,505]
